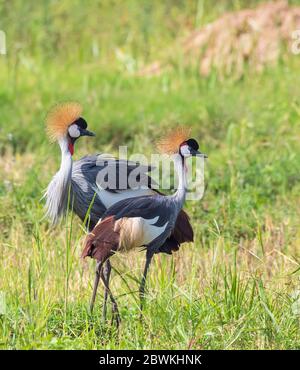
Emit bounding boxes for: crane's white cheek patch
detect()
[180,144,191,157]
[68,124,80,138]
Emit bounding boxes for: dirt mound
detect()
[138,1,300,78]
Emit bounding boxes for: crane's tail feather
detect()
[172,209,194,244]
[157,209,194,255]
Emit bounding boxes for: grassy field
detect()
[1,0,300,349]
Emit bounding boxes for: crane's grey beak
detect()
[80,128,95,137]
[191,148,208,158]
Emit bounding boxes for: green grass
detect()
[1,0,300,349]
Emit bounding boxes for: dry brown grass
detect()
[138,1,300,78]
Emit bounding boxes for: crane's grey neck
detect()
[44,137,73,224]
[172,153,187,208]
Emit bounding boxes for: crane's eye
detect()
[68,124,80,138]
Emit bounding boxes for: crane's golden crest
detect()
[157,126,191,154]
[46,102,82,142]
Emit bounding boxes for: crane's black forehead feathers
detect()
[73,117,88,129]
[186,138,199,151]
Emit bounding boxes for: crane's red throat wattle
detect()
[68,143,74,155]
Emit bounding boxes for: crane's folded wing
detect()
[73,154,157,193]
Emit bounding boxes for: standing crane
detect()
[82,128,206,324]
[44,102,154,228]
[44,102,194,319]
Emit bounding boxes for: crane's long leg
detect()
[90,261,103,313]
[101,264,120,327]
[101,259,111,322]
[139,250,154,311]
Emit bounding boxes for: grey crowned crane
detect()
[44,102,155,228]
[44,103,194,318]
[82,128,207,323]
